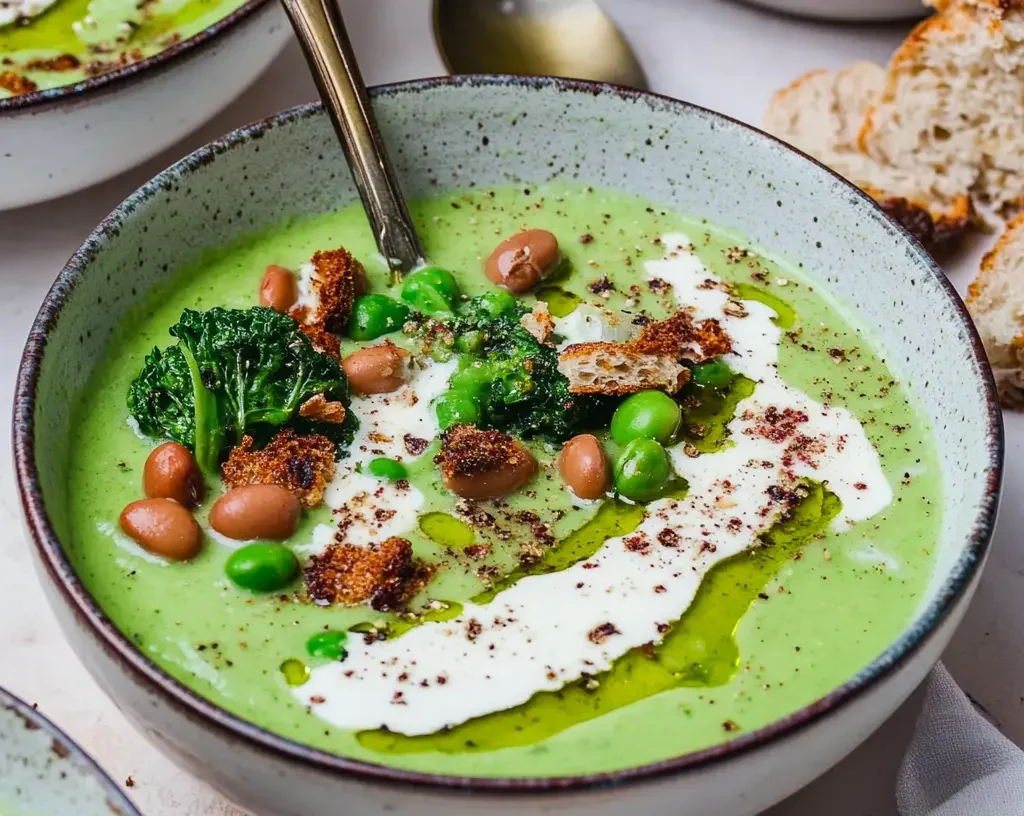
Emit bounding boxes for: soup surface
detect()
[0,0,247,97]
[67,183,941,777]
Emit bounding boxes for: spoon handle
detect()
[281,0,425,275]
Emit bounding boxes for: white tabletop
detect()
[1,1,1021,814]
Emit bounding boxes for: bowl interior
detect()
[19,76,1000,779]
[0,688,140,815]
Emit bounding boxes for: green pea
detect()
[436,391,482,429]
[401,266,460,316]
[450,361,492,395]
[306,630,348,661]
[610,390,682,445]
[348,295,410,341]
[225,543,299,592]
[472,290,517,318]
[691,360,733,389]
[614,438,672,502]
[455,330,485,355]
[367,457,408,481]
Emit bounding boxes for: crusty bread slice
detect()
[557,310,730,396]
[764,61,973,248]
[557,344,689,396]
[859,0,1024,211]
[966,212,1024,407]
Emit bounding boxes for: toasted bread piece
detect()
[221,429,336,507]
[557,310,726,396]
[764,61,972,247]
[520,302,554,344]
[859,0,1024,211]
[305,536,427,610]
[290,247,367,334]
[557,344,690,395]
[966,212,1024,407]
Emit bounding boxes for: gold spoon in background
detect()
[279,0,425,278]
[434,0,648,89]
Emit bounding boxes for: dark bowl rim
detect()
[0,0,274,115]
[0,685,143,814]
[13,73,1004,794]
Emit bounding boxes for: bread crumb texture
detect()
[764,0,1024,246]
[221,429,336,508]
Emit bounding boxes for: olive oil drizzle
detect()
[357,482,840,755]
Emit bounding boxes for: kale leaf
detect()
[128,307,356,473]
[442,295,615,441]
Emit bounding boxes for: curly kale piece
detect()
[438,294,615,441]
[128,307,356,473]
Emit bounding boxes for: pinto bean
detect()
[209,484,301,541]
[119,498,202,560]
[342,343,410,395]
[436,425,538,500]
[260,265,298,313]
[484,229,560,294]
[143,442,204,508]
[558,434,610,500]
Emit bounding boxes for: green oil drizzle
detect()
[681,375,756,453]
[535,285,581,318]
[350,602,466,641]
[280,658,310,687]
[733,283,796,329]
[473,499,645,604]
[357,482,840,755]
[419,512,476,549]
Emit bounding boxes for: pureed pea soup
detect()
[68,183,941,778]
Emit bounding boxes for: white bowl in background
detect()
[0,0,290,212]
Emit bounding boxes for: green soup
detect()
[67,183,941,778]
[0,0,248,97]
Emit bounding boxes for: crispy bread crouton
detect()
[304,536,428,610]
[299,394,346,424]
[290,247,367,334]
[557,344,689,395]
[557,310,725,396]
[221,429,336,507]
[298,323,341,360]
[520,302,554,344]
[966,212,1024,408]
[434,424,538,499]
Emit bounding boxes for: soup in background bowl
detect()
[0,0,289,210]
[14,76,1002,816]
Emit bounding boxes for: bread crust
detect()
[966,212,1024,408]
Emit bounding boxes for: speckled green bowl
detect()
[14,76,1002,816]
[0,686,141,816]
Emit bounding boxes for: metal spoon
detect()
[434,0,647,89]
[279,0,424,277]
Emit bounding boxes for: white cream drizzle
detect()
[294,261,319,319]
[294,234,893,736]
[552,303,632,349]
[301,357,456,556]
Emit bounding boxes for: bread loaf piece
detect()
[859,0,1024,211]
[764,61,972,248]
[966,212,1024,407]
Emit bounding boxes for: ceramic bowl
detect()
[0,0,290,212]
[0,685,141,815]
[14,76,1002,816]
